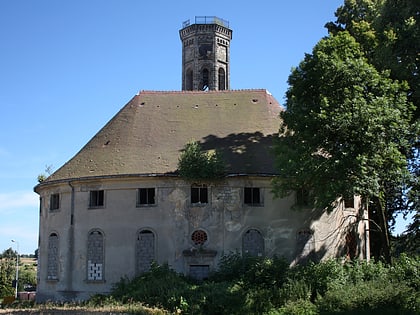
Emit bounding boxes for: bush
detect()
[268,299,318,315]
[317,279,418,314]
[89,256,420,315]
[109,263,193,312]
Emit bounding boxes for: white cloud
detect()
[0,191,39,212]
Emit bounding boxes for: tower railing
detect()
[182,16,229,28]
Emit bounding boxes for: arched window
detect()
[47,233,59,280]
[218,68,226,90]
[87,230,104,281]
[186,69,193,91]
[136,229,155,274]
[201,68,209,90]
[243,229,264,256]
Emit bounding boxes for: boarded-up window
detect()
[243,229,264,256]
[189,265,209,280]
[136,230,155,274]
[87,230,104,281]
[47,233,59,280]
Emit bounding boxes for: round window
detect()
[191,230,208,245]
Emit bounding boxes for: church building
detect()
[34,17,370,301]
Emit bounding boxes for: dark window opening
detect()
[244,187,262,206]
[218,68,225,90]
[191,185,208,204]
[89,190,104,207]
[50,193,60,211]
[137,188,156,206]
[186,69,193,91]
[344,197,354,208]
[201,68,209,91]
[296,188,310,206]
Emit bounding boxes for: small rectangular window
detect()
[137,188,156,206]
[50,193,60,211]
[244,187,262,206]
[296,188,310,207]
[344,197,354,208]
[191,185,208,204]
[89,190,104,207]
[189,265,209,280]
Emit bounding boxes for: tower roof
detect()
[38,90,282,186]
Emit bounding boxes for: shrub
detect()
[268,299,318,315]
[178,141,225,180]
[109,263,193,312]
[316,279,418,314]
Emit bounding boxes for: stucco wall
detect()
[36,176,367,301]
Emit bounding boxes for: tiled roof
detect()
[41,89,282,184]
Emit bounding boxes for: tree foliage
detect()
[324,0,420,257]
[273,31,413,205]
[273,31,415,261]
[0,248,17,297]
[178,141,225,181]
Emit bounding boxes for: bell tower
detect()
[179,16,233,91]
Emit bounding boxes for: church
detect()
[34,17,370,301]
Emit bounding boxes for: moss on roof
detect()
[42,89,282,184]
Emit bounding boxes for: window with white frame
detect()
[191,184,208,204]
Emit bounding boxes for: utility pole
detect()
[11,240,19,299]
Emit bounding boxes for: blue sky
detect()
[0,0,410,254]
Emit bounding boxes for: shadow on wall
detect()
[178,131,364,263]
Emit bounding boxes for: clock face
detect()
[199,44,212,59]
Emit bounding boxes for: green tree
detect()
[0,248,17,297]
[178,141,225,181]
[325,0,420,257]
[273,31,415,262]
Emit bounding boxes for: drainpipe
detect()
[66,181,75,293]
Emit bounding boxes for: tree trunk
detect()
[373,196,391,263]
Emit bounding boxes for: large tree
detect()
[325,0,420,255]
[273,31,415,262]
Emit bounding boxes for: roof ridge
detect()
[137,89,269,95]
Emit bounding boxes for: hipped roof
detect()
[40,89,282,185]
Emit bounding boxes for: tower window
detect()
[201,68,209,91]
[218,68,226,90]
[186,69,193,91]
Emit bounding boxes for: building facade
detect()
[34,17,369,302]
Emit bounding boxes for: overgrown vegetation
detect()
[87,254,419,315]
[178,141,225,181]
[0,249,37,299]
